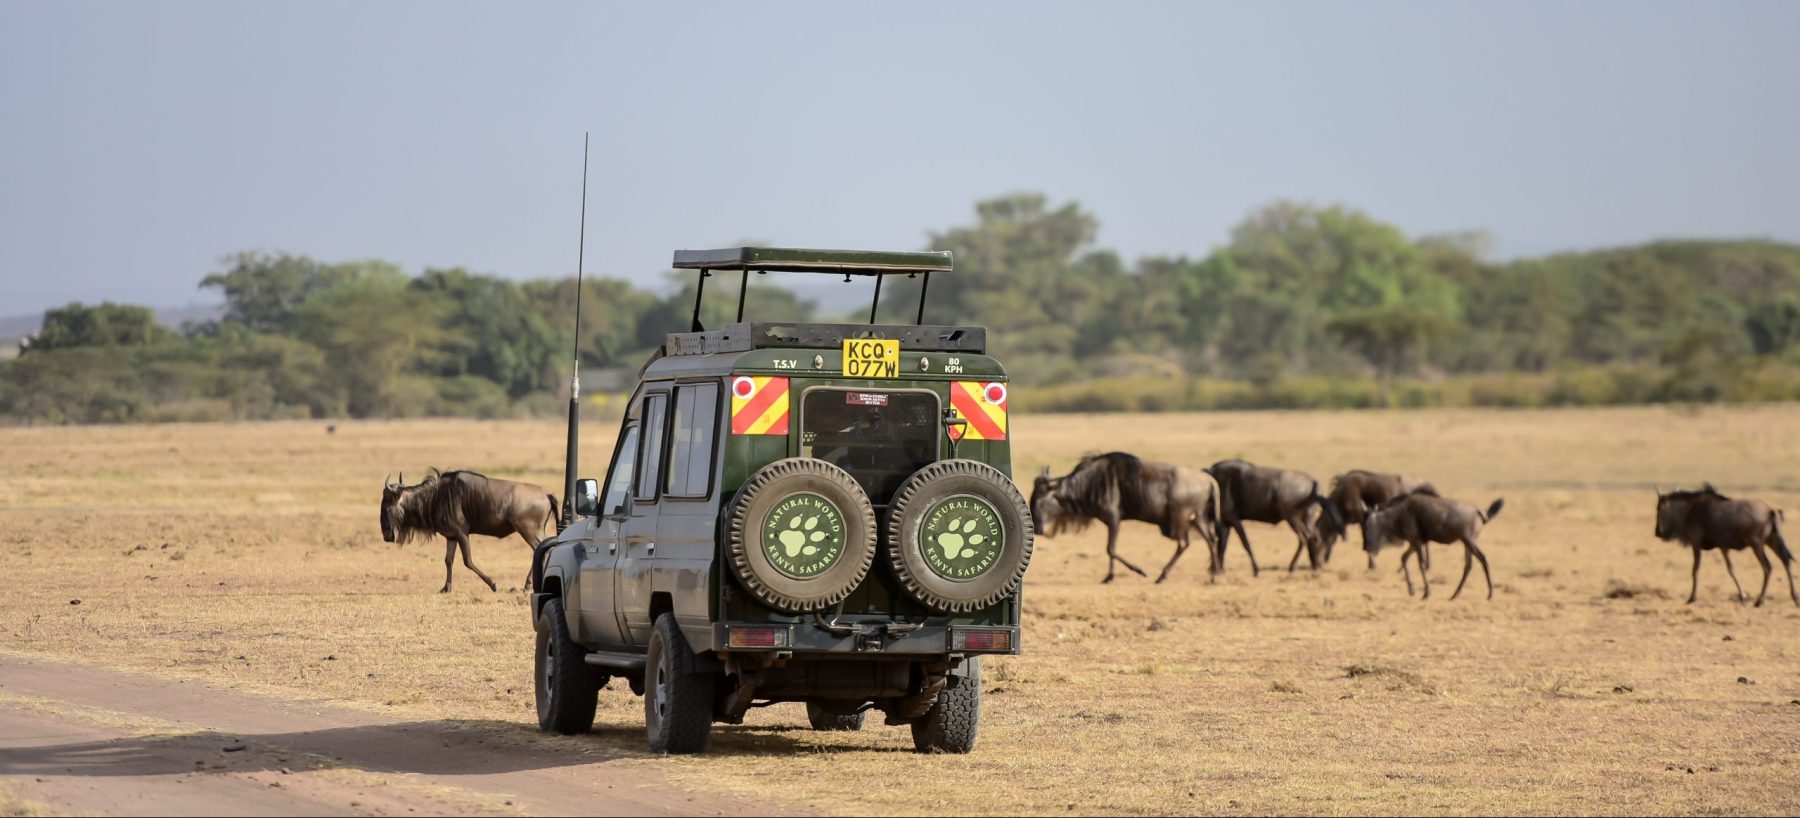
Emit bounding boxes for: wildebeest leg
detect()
[1103,518,1147,583]
[1747,542,1773,608]
[1470,542,1493,600]
[515,527,541,591]
[1399,545,1417,597]
[1156,524,1190,584]
[440,538,457,593]
[1687,546,1702,604]
[1235,522,1259,576]
[456,535,499,592]
[1719,550,1746,604]
[1414,540,1431,599]
[1450,542,1475,601]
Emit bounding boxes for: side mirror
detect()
[574,478,600,518]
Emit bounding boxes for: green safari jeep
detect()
[530,247,1033,754]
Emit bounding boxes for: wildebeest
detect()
[380,469,557,593]
[1317,470,1439,569]
[1654,484,1797,607]
[1030,452,1222,584]
[1362,493,1503,600]
[1205,459,1343,574]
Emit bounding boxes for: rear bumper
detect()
[708,621,1019,658]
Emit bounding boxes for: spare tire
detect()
[885,459,1034,613]
[725,458,878,613]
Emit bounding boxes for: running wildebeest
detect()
[379,469,557,593]
[1205,459,1343,574]
[1030,452,1223,584]
[1654,484,1797,607]
[1317,469,1439,569]
[1362,492,1503,600]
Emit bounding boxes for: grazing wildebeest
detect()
[1654,484,1797,607]
[1317,470,1439,569]
[1362,493,1503,600]
[380,469,557,593]
[1030,452,1222,584]
[1205,459,1343,574]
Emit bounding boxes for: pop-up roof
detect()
[672,246,953,276]
[671,246,955,330]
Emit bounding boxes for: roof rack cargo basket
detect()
[666,322,985,357]
[671,246,954,330]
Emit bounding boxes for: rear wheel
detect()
[806,701,867,732]
[644,613,716,754]
[911,658,980,754]
[534,598,603,734]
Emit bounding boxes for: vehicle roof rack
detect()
[666,322,986,357]
[671,246,953,331]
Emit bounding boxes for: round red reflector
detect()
[983,383,1007,404]
[732,376,756,399]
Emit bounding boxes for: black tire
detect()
[644,613,716,754]
[534,597,603,734]
[886,460,1034,612]
[806,701,867,732]
[911,658,980,754]
[725,458,879,613]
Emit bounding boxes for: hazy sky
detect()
[3,1,1798,314]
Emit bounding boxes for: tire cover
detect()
[885,459,1034,613]
[725,458,878,613]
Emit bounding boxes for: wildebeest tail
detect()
[545,493,558,531]
[1771,509,1794,566]
[1481,498,1505,523]
[1311,481,1345,529]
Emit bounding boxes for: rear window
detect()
[801,388,940,505]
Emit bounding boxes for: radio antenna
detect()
[559,132,590,530]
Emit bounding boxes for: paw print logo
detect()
[778,514,827,558]
[935,518,985,560]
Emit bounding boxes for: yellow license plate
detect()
[842,339,900,378]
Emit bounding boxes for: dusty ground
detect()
[3,406,1799,815]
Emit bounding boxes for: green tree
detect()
[200,253,356,333]
[27,302,171,352]
[293,267,447,417]
[1745,298,1800,357]
[413,268,561,398]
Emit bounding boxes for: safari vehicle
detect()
[530,247,1033,754]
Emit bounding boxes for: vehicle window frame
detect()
[797,385,943,501]
[600,422,640,518]
[661,379,721,502]
[635,389,670,505]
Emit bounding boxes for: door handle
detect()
[608,540,617,554]
[647,542,656,555]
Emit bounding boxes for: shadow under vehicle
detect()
[531,247,1033,754]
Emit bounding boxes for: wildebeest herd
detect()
[1031,452,1798,606]
[376,457,1797,607]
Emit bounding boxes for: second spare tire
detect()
[725,457,878,613]
[885,459,1034,613]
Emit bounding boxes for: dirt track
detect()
[0,655,772,816]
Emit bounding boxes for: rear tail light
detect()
[727,626,789,649]
[950,628,1013,652]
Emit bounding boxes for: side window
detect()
[601,425,639,517]
[635,392,668,503]
[665,382,720,498]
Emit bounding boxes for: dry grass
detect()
[5,406,1800,815]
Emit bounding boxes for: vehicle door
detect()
[576,417,639,648]
[655,381,722,640]
[615,387,669,647]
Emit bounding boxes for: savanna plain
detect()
[3,406,1798,816]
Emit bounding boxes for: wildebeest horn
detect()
[398,471,405,486]
[384,472,393,487]
[1040,466,1050,479]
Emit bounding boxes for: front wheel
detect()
[535,598,603,734]
[806,700,867,732]
[911,658,980,753]
[644,613,716,754]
